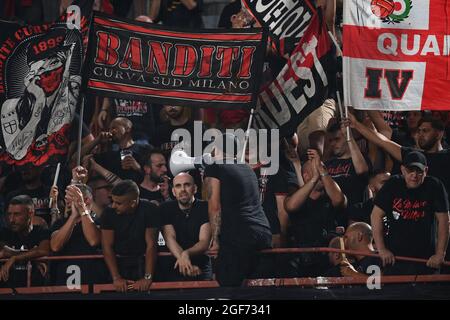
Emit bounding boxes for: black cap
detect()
[403,151,427,171]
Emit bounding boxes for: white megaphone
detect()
[170,150,213,176]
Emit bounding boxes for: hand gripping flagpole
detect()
[48,163,61,208]
[337,91,351,141]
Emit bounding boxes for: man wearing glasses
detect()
[371,151,449,275]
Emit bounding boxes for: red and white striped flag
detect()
[343,0,450,111]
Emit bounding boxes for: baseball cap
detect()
[403,150,427,171]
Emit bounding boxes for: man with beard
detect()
[83,117,149,184]
[348,113,450,203]
[156,105,196,157]
[159,173,211,281]
[0,195,50,287]
[140,149,170,205]
[284,150,346,276]
[1,43,80,160]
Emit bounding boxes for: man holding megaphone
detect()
[201,133,272,287]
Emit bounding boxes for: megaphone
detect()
[170,150,213,176]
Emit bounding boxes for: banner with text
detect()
[86,12,267,109]
[253,13,335,137]
[0,0,92,166]
[242,0,316,56]
[343,0,450,111]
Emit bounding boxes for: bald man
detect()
[344,222,382,274]
[84,117,149,184]
[158,173,212,281]
[325,236,365,277]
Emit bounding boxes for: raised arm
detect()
[349,112,403,162]
[342,120,369,175]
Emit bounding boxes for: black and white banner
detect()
[242,0,317,56]
[86,12,267,109]
[0,0,92,166]
[253,12,335,137]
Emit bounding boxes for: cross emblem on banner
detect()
[343,0,450,111]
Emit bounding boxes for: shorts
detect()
[297,98,336,151]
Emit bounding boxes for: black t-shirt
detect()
[94,143,150,184]
[155,120,207,158]
[204,163,271,246]
[325,157,369,206]
[253,165,289,235]
[111,99,154,142]
[139,187,166,205]
[0,226,50,275]
[289,195,342,247]
[160,199,209,268]
[50,215,100,255]
[374,175,449,258]
[6,185,52,225]
[353,256,382,275]
[0,226,50,286]
[0,225,50,251]
[100,199,161,256]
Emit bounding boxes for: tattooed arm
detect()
[204,177,221,250]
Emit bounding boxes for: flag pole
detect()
[240,108,255,163]
[76,94,85,167]
[337,91,350,141]
[328,31,343,56]
[48,163,61,208]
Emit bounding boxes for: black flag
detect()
[0,0,92,167]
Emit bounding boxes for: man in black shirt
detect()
[50,184,103,285]
[284,151,347,276]
[0,195,50,287]
[83,117,149,184]
[204,133,272,286]
[160,173,211,281]
[99,98,155,145]
[372,151,449,275]
[344,222,382,274]
[324,121,370,208]
[285,150,347,247]
[140,149,169,205]
[101,180,160,292]
[156,105,195,157]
